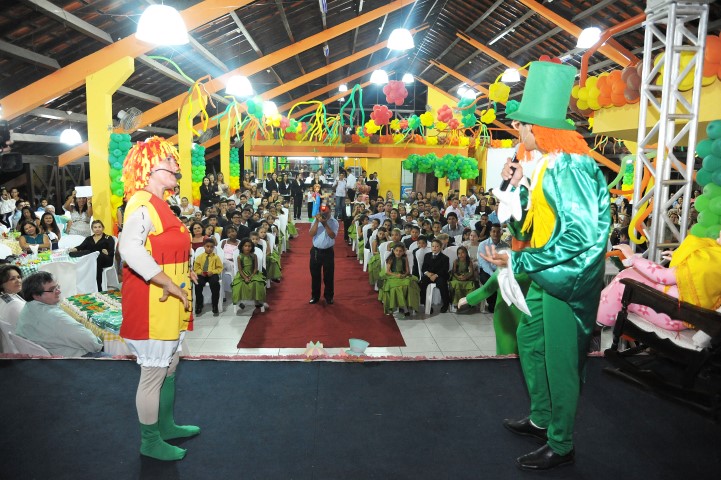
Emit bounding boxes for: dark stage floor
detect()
[1,357,720,480]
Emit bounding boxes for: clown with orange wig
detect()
[117,136,200,461]
[476,62,610,470]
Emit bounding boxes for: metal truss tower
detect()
[632,0,711,261]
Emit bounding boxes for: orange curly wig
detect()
[518,124,590,160]
[122,136,180,199]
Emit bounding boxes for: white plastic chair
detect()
[58,234,85,249]
[9,332,52,356]
[444,246,458,267]
[408,241,418,252]
[0,319,18,354]
[38,261,77,299]
[351,221,360,252]
[0,243,12,260]
[378,241,391,265]
[360,224,374,271]
[454,234,463,245]
[278,214,288,252]
[415,247,443,315]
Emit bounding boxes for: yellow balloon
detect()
[702,74,716,86]
[588,86,601,100]
[571,85,580,99]
[588,98,601,110]
[578,87,589,101]
[586,76,598,89]
[577,99,589,110]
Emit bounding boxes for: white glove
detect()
[496,253,531,316]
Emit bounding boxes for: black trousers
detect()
[307,202,314,219]
[195,274,220,312]
[310,246,334,301]
[293,195,303,219]
[419,275,450,308]
[477,269,496,311]
[347,188,356,201]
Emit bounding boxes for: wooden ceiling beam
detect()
[227,10,284,88]
[274,0,307,76]
[277,56,405,113]
[58,0,416,165]
[516,0,636,67]
[2,0,252,121]
[429,60,493,100]
[0,39,60,70]
[455,33,528,77]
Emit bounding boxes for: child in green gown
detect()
[379,243,420,316]
[450,246,477,309]
[368,227,388,287]
[231,238,267,312]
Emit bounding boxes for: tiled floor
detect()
[182,301,499,359]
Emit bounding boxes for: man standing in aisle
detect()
[333,171,348,219]
[309,205,338,305]
[480,61,609,471]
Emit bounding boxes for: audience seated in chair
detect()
[0,265,25,330]
[231,239,267,313]
[193,238,223,317]
[449,246,477,309]
[378,242,420,316]
[420,238,450,313]
[69,220,115,292]
[16,271,105,357]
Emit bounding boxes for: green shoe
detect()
[158,374,200,441]
[140,422,186,461]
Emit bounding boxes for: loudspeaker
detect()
[0,152,23,172]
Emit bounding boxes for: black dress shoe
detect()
[503,417,547,443]
[440,305,449,313]
[309,298,319,304]
[326,298,334,304]
[516,444,574,471]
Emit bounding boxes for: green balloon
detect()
[707,224,721,239]
[695,194,710,212]
[696,168,713,186]
[704,183,721,197]
[706,120,721,140]
[698,210,719,226]
[690,223,707,237]
[696,139,713,158]
[702,155,721,172]
[709,196,721,216]
[713,169,721,185]
[712,139,721,157]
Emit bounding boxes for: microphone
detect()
[499,145,519,192]
[153,168,182,180]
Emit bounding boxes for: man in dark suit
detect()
[419,238,450,313]
[339,197,354,243]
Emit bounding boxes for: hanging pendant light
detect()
[262,101,278,116]
[501,68,521,83]
[576,27,602,49]
[60,128,81,145]
[387,28,414,51]
[401,73,414,84]
[338,84,348,92]
[136,5,189,46]
[370,69,389,85]
[226,75,254,97]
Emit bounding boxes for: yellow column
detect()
[178,92,208,200]
[85,56,134,230]
[220,116,230,184]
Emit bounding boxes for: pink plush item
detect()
[597,259,687,332]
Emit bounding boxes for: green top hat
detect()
[507,61,576,131]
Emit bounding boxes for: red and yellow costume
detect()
[120,191,193,340]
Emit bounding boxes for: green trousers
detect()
[518,282,590,455]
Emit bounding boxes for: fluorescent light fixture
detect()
[577,27,602,49]
[462,89,477,99]
[225,76,253,97]
[387,28,414,51]
[338,97,345,102]
[501,68,521,83]
[457,85,468,96]
[401,73,414,84]
[262,101,278,116]
[60,128,81,145]
[339,84,348,92]
[136,5,189,46]
[370,69,389,85]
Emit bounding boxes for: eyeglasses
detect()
[43,284,61,293]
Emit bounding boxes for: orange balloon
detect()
[703,60,719,78]
[611,79,626,94]
[611,93,626,107]
[598,93,612,107]
[706,35,721,64]
[597,76,608,90]
[608,70,623,83]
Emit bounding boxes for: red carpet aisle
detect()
[238,223,406,348]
